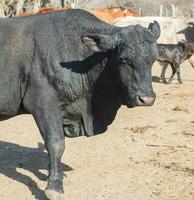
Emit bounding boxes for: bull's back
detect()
[0,10,113,117]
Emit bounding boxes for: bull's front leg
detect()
[33,111,65,200]
[23,90,65,200]
[176,67,183,84]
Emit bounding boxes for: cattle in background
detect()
[19,7,139,23]
[0,9,160,200]
[85,8,139,24]
[173,18,194,42]
[114,16,178,44]
[186,19,194,27]
[113,17,194,43]
[114,16,194,76]
[158,41,194,84]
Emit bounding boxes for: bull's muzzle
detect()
[135,96,156,106]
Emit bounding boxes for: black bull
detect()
[0,9,160,199]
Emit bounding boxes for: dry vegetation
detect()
[90,0,194,17]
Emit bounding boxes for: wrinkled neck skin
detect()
[50,20,123,137]
[60,49,122,137]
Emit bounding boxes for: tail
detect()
[188,59,194,69]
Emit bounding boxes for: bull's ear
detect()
[82,33,118,52]
[178,41,186,47]
[148,20,160,40]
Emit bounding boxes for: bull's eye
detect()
[121,59,133,67]
[120,57,130,64]
[121,59,128,64]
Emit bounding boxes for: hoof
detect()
[45,189,64,200]
[161,78,168,84]
[168,81,172,84]
[163,81,168,84]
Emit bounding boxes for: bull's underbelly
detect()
[157,55,172,63]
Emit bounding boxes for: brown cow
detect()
[86,8,139,24]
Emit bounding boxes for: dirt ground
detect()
[0,61,193,200]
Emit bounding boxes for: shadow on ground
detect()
[0,140,73,200]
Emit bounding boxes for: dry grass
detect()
[130,125,157,134]
[172,105,189,113]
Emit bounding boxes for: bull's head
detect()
[83,21,160,107]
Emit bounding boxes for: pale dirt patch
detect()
[0,61,193,200]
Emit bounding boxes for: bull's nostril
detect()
[136,96,145,106]
[139,97,145,103]
[136,96,155,106]
[138,96,145,104]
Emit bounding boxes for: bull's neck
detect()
[85,52,111,86]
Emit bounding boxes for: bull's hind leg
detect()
[168,63,176,84]
[188,56,194,70]
[23,87,65,200]
[160,62,168,84]
[170,62,182,84]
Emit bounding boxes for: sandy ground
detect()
[0,62,193,200]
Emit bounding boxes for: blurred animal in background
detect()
[85,8,139,24]
[157,40,194,84]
